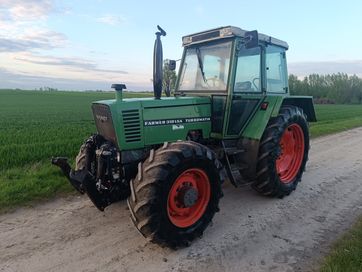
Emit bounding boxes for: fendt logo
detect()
[95,114,108,122]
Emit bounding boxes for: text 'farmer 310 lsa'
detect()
[52,26,316,248]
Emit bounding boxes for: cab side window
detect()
[266,45,288,93]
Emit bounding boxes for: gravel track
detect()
[1,128,362,272]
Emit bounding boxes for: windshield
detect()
[179,41,232,91]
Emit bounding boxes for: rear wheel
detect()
[127,141,224,248]
[252,106,309,197]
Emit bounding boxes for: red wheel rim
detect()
[167,168,210,228]
[276,124,305,183]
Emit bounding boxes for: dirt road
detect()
[1,128,362,272]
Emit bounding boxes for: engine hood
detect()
[92,96,212,150]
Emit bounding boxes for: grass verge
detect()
[0,162,74,213]
[320,217,362,272]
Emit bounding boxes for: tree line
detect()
[289,73,362,104]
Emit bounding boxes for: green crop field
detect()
[0,89,152,211]
[0,89,152,171]
[310,104,362,137]
[1,89,362,212]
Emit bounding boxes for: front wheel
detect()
[252,106,309,197]
[127,141,224,248]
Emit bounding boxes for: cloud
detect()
[0,38,50,52]
[0,1,67,53]
[0,31,67,52]
[0,67,112,90]
[14,54,127,74]
[289,60,362,77]
[0,67,148,91]
[96,15,124,26]
[0,2,139,91]
[0,0,52,21]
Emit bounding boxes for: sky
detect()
[1,0,362,91]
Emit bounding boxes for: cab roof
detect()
[182,26,289,49]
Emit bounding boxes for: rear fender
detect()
[279,96,317,122]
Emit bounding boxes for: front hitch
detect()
[51,157,85,194]
[51,157,110,211]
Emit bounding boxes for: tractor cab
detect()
[175,26,290,139]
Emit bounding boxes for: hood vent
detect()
[122,110,141,143]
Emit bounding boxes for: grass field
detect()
[1,90,362,211]
[310,104,362,137]
[320,217,362,272]
[0,90,152,211]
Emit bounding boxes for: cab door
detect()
[225,45,264,137]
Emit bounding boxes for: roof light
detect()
[182,36,192,45]
[220,27,233,37]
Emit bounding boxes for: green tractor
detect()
[52,25,316,247]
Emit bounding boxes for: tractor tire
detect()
[252,106,309,198]
[75,143,92,171]
[127,141,224,248]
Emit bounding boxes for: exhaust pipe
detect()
[153,25,166,99]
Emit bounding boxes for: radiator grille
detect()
[92,104,117,144]
[122,110,141,143]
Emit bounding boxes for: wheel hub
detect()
[167,168,211,228]
[177,185,199,207]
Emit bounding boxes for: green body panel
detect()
[93,96,211,151]
[143,102,211,145]
[241,95,283,140]
[241,95,315,140]
[270,95,285,117]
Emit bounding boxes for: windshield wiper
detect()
[196,48,207,83]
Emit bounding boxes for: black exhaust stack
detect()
[153,25,166,99]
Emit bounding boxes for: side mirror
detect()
[167,59,176,71]
[244,30,259,49]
